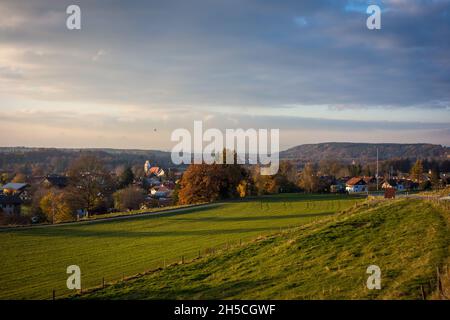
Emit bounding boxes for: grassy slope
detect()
[0,194,359,299]
[79,199,450,300]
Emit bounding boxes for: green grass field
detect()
[0,194,361,299]
[78,199,450,300]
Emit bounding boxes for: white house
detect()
[345,177,368,193]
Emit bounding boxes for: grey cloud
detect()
[0,0,449,110]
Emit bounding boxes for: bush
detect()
[113,186,146,211]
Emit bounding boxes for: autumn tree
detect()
[253,172,279,195]
[250,161,299,195]
[410,160,424,183]
[12,173,27,183]
[113,186,145,211]
[318,159,345,177]
[40,190,79,223]
[236,180,249,198]
[178,161,247,204]
[67,155,114,215]
[276,161,299,193]
[0,173,10,185]
[298,163,320,193]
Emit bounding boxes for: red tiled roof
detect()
[149,167,160,174]
[346,177,365,186]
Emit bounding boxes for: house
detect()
[42,175,69,189]
[1,182,30,201]
[2,182,29,195]
[382,179,405,191]
[345,177,368,193]
[148,167,165,177]
[150,186,172,198]
[0,195,22,215]
[331,178,348,193]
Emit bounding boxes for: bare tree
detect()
[67,155,114,215]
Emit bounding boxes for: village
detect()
[0,155,448,226]
[0,158,182,224]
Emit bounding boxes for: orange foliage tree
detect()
[178,162,248,205]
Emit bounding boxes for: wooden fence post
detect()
[102,277,105,289]
[52,289,55,301]
[437,266,443,298]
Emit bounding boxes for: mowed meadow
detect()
[80,199,450,300]
[0,194,361,299]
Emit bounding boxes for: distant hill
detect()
[280,142,449,162]
[1,143,448,173]
[0,147,173,174]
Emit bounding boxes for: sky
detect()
[0,0,449,151]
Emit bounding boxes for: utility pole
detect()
[376,148,379,191]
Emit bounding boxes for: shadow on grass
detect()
[80,278,272,300]
[16,225,286,239]
[248,193,364,203]
[15,210,334,239]
[174,211,335,223]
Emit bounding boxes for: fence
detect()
[50,198,450,300]
[50,225,301,300]
[420,265,449,300]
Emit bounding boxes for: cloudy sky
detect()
[0,0,449,150]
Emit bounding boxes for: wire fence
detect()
[50,197,450,300]
[50,225,302,300]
